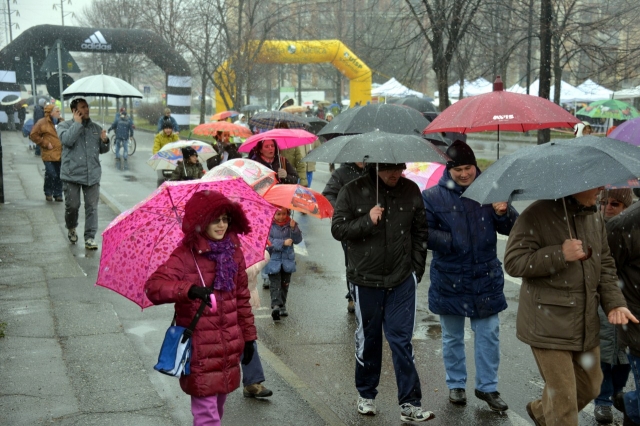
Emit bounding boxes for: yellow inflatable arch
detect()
[214,40,372,113]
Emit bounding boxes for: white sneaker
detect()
[400,403,435,422]
[85,238,98,250]
[357,396,376,415]
[68,228,78,244]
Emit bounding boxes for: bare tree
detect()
[405,0,483,110]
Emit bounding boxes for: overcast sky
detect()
[5,0,93,41]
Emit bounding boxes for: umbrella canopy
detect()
[62,73,143,99]
[202,158,277,196]
[249,111,309,130]
[609,117,640,146]
[317,103,448,145]
[391,96,439,115]
[302,130,450,164]
[146,140,218,171]
[576,99,640,121]
[24,95,50,106]
[281,105,309,114]
[462,136,640,205]
[299,116,328,135]
[240,104,266,112]
[424,88,581,134]
[403,162,446,192]
[96,178,278,309]
[1,94,22,106]
[210,110,239,121]
[192,122,253,138]
[238,129,318,153]
[263,184,333,219]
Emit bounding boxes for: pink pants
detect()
[191,393,227,426]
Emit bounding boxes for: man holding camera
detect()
[57,98,110,250]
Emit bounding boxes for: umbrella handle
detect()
[561,197,574,240]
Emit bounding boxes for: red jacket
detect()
[145,232,257,397]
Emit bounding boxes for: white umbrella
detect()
[146,140,217,171]
[62,73,143,99]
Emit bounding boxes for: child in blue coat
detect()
[264,207,302,321]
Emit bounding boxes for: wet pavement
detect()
[0,128,628,425]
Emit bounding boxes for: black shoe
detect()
[262,282,269,289]
[449,388,466,405]
[615,392,627,414]
[526,402,542,426]
[475,389,508,412]
[271,307,280,321]
[594,405,613,424]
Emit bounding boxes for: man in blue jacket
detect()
[109,111,134,167]
[422,140,517,412]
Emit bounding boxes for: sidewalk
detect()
[0,130,341,426]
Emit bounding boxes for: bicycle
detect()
[109,129,137,156]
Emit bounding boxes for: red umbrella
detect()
[263,184,333,219]
[192,122,253,138]
[238,129,318,153]
[424,76,581,157]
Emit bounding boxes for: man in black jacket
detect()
[607,202,640,426]
[323,162,365,313]
[331,163,432,422]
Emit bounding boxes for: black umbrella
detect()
[1,94,22,106]
[240,104,266,112]
[317,103,449,146]
[249,111,309,130]
[301,130,450,164]
[300,116,328,135]
[25,95,50,106]
[391,96,439,121]
[462,135,640,205]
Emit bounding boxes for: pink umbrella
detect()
[202,158,277,196]
[403,162,445,192]
[96,178,278,309]
[238,128,317,153]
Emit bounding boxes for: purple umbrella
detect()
[609,117,640,146]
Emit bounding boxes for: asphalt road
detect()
[91,131,625,425]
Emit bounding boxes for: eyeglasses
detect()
[600,200,622,208]
[211,216,230,225]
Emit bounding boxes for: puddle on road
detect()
[413,324,442,340]
[123,175,137,182]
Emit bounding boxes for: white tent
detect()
[506,84,527,94]
[371,78,424,98]
[528,79,587,103]
[613,86,640,100]
[442,77,493,99]
[576,79,613,102]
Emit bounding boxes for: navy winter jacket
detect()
[264,221,303,274]
[109,117,134,140]
[422,169,518,318]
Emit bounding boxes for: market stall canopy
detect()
[371,78,424,98]
[436,77,493,99]
[506,84,527,94]
[576,79,613,102]
[613,86,640,100]
[528,79,587,103]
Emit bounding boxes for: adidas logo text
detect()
[81,31,111,50]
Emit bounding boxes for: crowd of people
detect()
[23,98,640,425]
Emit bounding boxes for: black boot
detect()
[449,388,466,405]
[475,389,508,412]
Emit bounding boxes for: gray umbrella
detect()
[301,130,450,164]
[317,103,449,146]
[462,135,640,205]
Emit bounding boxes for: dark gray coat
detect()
[58,119,109,186]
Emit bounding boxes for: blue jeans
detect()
[351,273,422,405]
[43,161,62,197]
[595,362,631,406]
[241,341,266,386]
[115,138,128,160]
[440,313,500,393]
[624,353,640,423]
[306,171,313,187]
